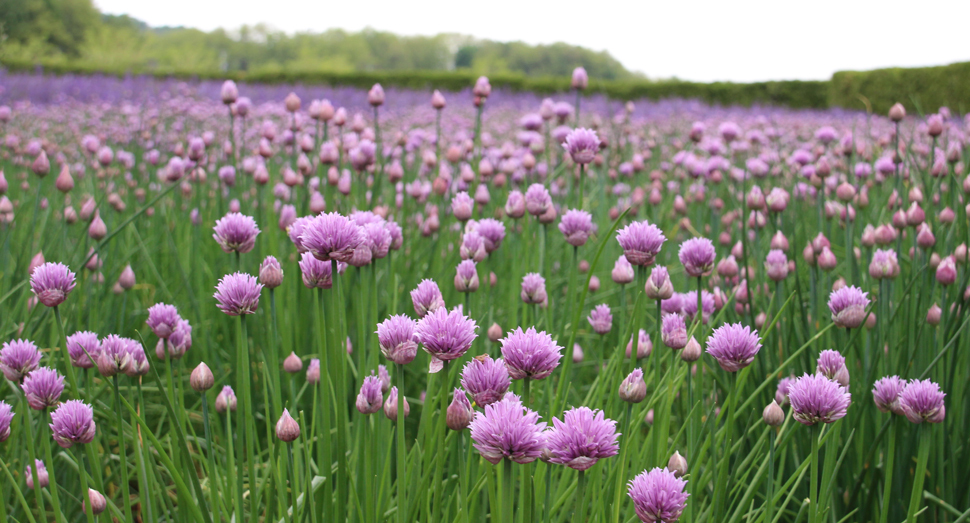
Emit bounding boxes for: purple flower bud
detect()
[306,360,321,384]
[563,128,599,165]
[25,459,48,489]
[259,256,284,288]
[816,349,850,387]
[828,286,870,328]
[524,184,552,217]
[0,401,12,442]
[587,304,613,335]
[520,273,548,304]
[356,375,384,414]
[276,410,301,442]
[411,279,445,318]
[763,400,785,426]
[215,386,237,413]
[645,266,674,300]
[619,368,647,403]
[84,488,107,515]
[384,386,409,421]
[190,362,214,392]
[447,388,474,430]
[612,255,635,284]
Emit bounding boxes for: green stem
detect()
[503,460,515,523]
[879,418,896,523]
[906,425,932,523]
[523,378,533,523]
[287,443,298,523]
[23,400,45,523]
[112,376,134,523]
[396,363,407,523]
[575,470,586,522]
[201,393,221,523]
[766,429,776,523]
[75,446,96,523]
[810,424,819,523]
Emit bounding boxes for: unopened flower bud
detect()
[190,362,214,392]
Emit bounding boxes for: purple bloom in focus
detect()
[415,307,478,368]
[661,314,688,350]
[301,212,363,263]
[828,286,870,329]
[899,379,946,424]
[212,213,260,254]
[563,128,600,165]
[454,259,480,292]
[788,373,851,425]
[628,467,689,523]
[524,184,552,217]
[546,406,620,471]
[872,375,906,415]
[49,400,97,448]
[21,367,65,410]
[679,237,716,277]
[0,401,12,442]
[461,355,511,406]
[30,262,76,307]
[146,303,181,339]
[214,272,263,315]
[376,314,419,365]
[356,374,384,414]
[411,279,445,318]
[97,334,134,377]
[559,209,594,247]
[500,327,564,380]
[705,323,761,372]
[617,221,666,266]
[299,251,333,289]
[468,393,546,464]
[587,304,613,335]
[67,331,101,369]
[0,339,41,382]
[165,319,193,359]
[520,273,548,304]
[816,349,849,387]
[645,266,674,300]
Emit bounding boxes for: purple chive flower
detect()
[679,237,716,277]
[505,190,526,218]
[377,364,391,393]
[215,386,237,413]
[384,386,409,421]
[765,250,789,282]
[356,374,384,414]
[500,327,564,380]
[460,230,487,262]
[788,373,851,425]
[300,212,364,263]
[21,367,65,410]
[25,459,48,489]
[212,213,260,254]
[126,341,150,376]
[587,304,613,335]
[363,222,392,259]
[628,467,689,523]
[454,259,480,293]
[619,368,647,403]
[30,262,76,307]
[473,218,506,253]
[899,379,946,424]
[299,251,333,289]
[816,349,849,387]
[546,406,620,470]
[612,255,635,284]
[872,375,906,415]
[559,209,594,247]
[461,355,511,406]
[0,339,41,382]
[67,331,101,369]
[520,273,548,304]
[776,376,795,406]
[645,266,674,300]
[705,323,762,372]
[447,388,475,431]
[146,303,181,339]
[411,279,445,318]
[617,221,666,266]
[306,359,321,384]
[563,128,600,165]
[164,319,193,359]
[97,334,134,377]
[869,249,899,280]
[376,315,419,365]
[0,401,13,442]
[214,272,263,315]
[468,393,547,464]
[451,192,474,221]
[524,184,552,217]
[681,290,714,324]
[49,400,97,448]
[259,256,284,288]
[828,286,870,329]
[415,307,478,369]
[661,314,688,349]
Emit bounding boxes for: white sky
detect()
[95,0,970,83]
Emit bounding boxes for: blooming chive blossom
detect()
[21,367,65,410]
[67,331,101,368]
[828,286,870,328]
[563,128,600,164]
[816,349,850,387]
[681,290,714,324]
[0,401,13,442]
[454,259,480,292]
[299,251,333,289]
[165,319,193,358]
[705,323,762,372]
[899,379,946,424]
[98,334,134,377]
[558,209,594,247]
[617,221,666,266]
[661,314,688,349]
[473,218,506,253]
[679,238,717,277]
[500,327,564,380]
[376,315,419,365]
[212,213,260,254]
[587,304,613,334]
[546,406,620,471]
[30,262,76,307]
[214,272,263,315]
[300,212,363,263]
[26,460,48,489]
[356,375,384,414]
[524,184,552,216]
[0,339,42,382]
[461,355,511,407]
[872,375,906,415]
[628,467,689,523]
[520,273,548,304]
[869,249,899,280]
[146,303,181,339]
[613,255,635,284]
[645,266,674,300]
[411,279,445,318]
[468,393,547,464]
[49,400,97,448]
[414,307,478,370]
[788,373,851,425]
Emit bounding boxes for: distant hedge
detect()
[829,62,970,115]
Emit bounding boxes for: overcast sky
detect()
[95,0,970,83]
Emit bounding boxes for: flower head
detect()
[473,219,506,253]
[869,249,899,280]
[447,388,475,430]
[275,410,301,442]
[146,303,181,339]
[384,386,410,421]
[411,279,445,318]
[49,400,97,448]
[469,393,546,464]
[26,459,48,489]
[165,319,193,359]
[660,314,687,350]
[454,260,480,293]
[559,209,594,247]
[299,252,333,289]
[546,406,619,470]
[259,256,284,288]
[872,375,906,415]
[461,355,511,406]
[679,238,716,277]
[30,262,76,307]
[776,376,795,406]
[816,349,849,387]
[500,327,563,380]
[524,184,552,217]
[22,367,64,410]
[899,379,946,424]
[0,401,12,442]
[612,255,635,284]
[415,307,478,368]
[828,286,870,329]
[788,373,851,425]
[563,128,599,164]
[0,339,41,382]
[619,368,647,403]
[587,304,613,335]
[67,331,101,369]
[212,213,260,254]
[215,386,237,413]
[645,266,674,300]
[214,272,263,315]
[520,273,548,304]
[705,323,761,372]
[97,334,135,377]
[300,212,363,263]
[376,315,419,365]
[356,374,384,414]
[628,467,689,523]
[617,221,666,266]
[765,250,789,282]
